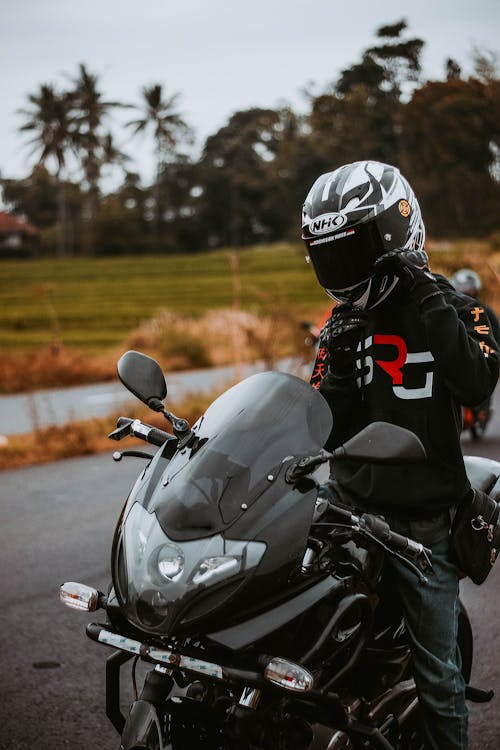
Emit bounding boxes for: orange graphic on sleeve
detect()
[316,346,328,362]
[311,362,327,381]
[471,307,484,323]
[479,341,495,356]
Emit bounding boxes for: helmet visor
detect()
[307,223,385,289]
[306,206,407,290]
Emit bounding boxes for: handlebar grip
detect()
[386,529,419,555]
[130,420,173,447]
[360,514,430,560]
[327,503,356,524]
[147,427,173,447]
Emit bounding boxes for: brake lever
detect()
[113,450,153,462]
[354,528,431,585]
[391,550,431,585]
[418,547,433,573]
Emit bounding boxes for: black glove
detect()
[375,251,442,307]
[320,306,367,377]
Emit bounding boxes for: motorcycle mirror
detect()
[335,422,426,464]
[117,350,167,409]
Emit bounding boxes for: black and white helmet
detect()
[450,268,482,298]
[302,160,427,308]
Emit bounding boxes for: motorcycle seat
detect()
[463,455,500,502]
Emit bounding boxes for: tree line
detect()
[2,19,500,257]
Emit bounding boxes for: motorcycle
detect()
[60,350,497,750]
[462,403,493,441]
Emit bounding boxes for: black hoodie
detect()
[315,274,499,519]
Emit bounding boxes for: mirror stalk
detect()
[147,397,166,413]
[148,399,193,445]
[285,422,426,483]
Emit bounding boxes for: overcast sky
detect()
[1,0,499,188]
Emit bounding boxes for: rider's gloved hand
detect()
[375,250,442,308]
[320,306,368,377]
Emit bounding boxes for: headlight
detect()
[117,502,266,633]
[157,543,184,581]
[192,556,240,585]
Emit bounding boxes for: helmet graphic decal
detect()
[398,199,411,217]
[309,212,347,235]
[308,228,355,247]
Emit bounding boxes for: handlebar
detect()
[129,419,173,447]
[320,500,433,581]
[109,417,175,447]
[359,513,430,560]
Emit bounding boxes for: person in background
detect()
[450,268,500,437]
[302,160,499,750]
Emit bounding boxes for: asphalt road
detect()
[1,393,500,749]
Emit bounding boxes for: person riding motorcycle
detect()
[450,268,500,438]
[302,160,499,750]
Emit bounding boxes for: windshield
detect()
[144,371,332,539]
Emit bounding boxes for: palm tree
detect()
[18,84,76,256]
[70,64,127,248]
[99,132,129,174]
[127,84,192,236]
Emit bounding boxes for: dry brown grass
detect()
[0,391,216,471]
[0,345,118,395]
[0,417,119,470]
[0,305,312,395]
[125,304,311,370]
[428,242,500,313]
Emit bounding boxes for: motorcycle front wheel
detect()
[164,698,225,750]
[119,699,225,750]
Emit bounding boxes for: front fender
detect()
[120,700,163,749]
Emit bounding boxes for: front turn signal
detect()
[60,582,101,612]
[263,657,314,693]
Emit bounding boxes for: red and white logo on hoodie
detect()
[356,334,435,400]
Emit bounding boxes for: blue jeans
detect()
[387,513,468,750]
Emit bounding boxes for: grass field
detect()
[1,239,499,354]
[1,238,499,463]
[0,242,327,350]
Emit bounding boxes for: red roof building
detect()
[0,211,40,250]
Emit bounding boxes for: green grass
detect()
[0,243,327,350]
[3,238,494,352]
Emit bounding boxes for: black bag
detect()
[450,488,500,585]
